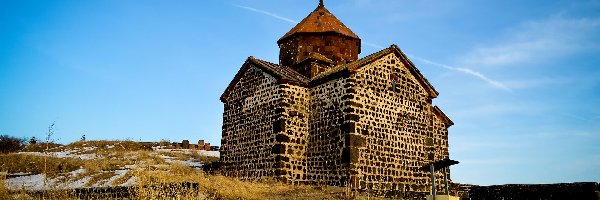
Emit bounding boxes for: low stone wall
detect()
[460,182,600,200]
[170,139,217,151]
[18,182,199,199]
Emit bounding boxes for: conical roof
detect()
[277,3,360,44]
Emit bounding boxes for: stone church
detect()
[220,1,453,195]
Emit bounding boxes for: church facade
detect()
[220,1,453,195]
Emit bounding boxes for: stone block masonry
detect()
[350,53,449,195]
[221,66,281,179]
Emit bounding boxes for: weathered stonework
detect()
[220,2,453,196]
[347,52,452,195]
[221,65,281,179]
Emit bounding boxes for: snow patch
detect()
[6,174,53,190]
[18,150,97,160]
[175,160,203,168]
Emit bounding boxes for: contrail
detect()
[407,54,512,92]
[233,4,511,92]
[362,42,511,91]
[233,4,298,24]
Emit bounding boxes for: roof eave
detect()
[390,44,440,98]
[277,31,361,45]
[220,57,257,103]
[308,45,440,99]
[220,57,308,103]
[433,105,454,127]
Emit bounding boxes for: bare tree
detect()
[43,121,55,190]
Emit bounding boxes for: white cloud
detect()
[461,16,600,67]
[233,4,298,24]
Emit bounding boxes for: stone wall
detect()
[275,83,310,184]
[432,107,451,188]
[432,110,450,166]
[220,65,281,179]
[20,183,199,199]
[349,53,448,195]
[460,182,600,200]
[307,77,350,186]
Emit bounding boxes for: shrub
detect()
[0,135,25,154]
[29,136,37,144]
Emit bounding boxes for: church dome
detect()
[278,0,361,78]
[277,1,360,44]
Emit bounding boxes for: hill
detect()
[1,140,384,199]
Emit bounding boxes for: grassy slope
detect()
[1,140,386,199]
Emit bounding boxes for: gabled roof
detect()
[277,3,360,44]
[312,44,439,98]
[433,106,454,127]
[220,57,308,102]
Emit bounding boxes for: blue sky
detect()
[1,0,599,185]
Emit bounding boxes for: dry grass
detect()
[191,149,219,163]
[132,167,345,200]
[169,161,194,176]
[21,143,64,152]
[2,140,374,199]
[0,172,10,200]
[112,170,134,186]
[201,176,341,200]
[83,157,133,174]
[136,150,165,164]
[67,140,152,153]
[3,163,363,200]
[0,154,83,177]
[133,169,204,199]
[84,171,116,187]
[158,149,219,164]
[157,150,190,160]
